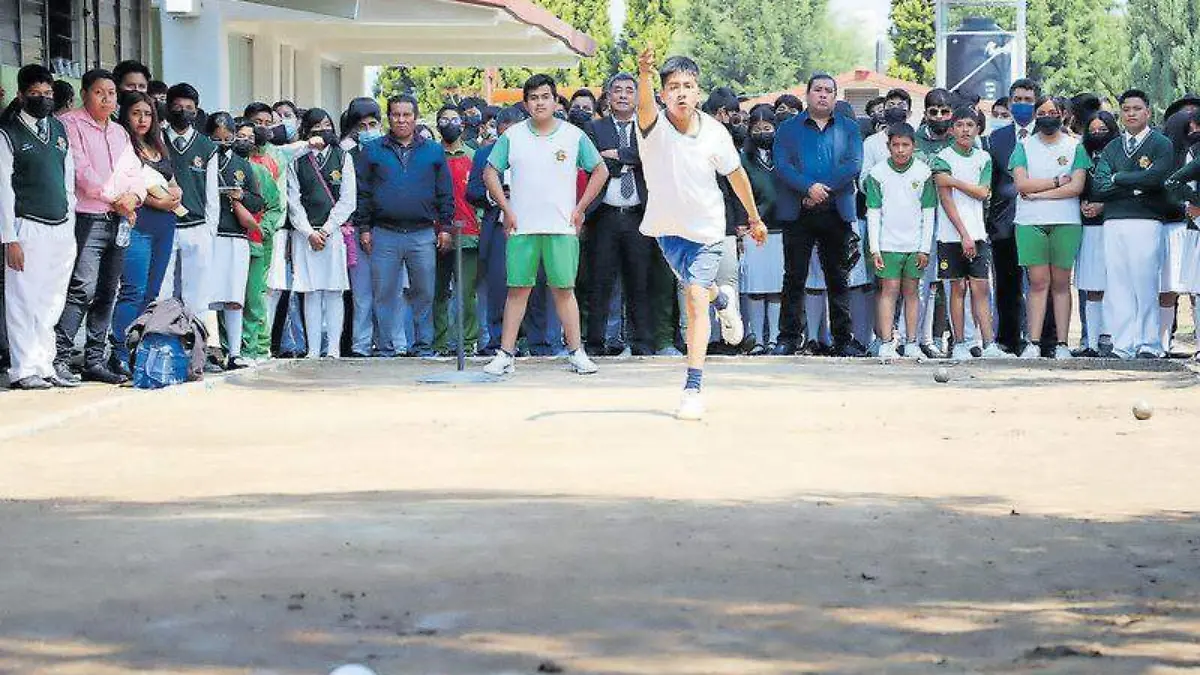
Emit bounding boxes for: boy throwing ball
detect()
[635,47,767,420]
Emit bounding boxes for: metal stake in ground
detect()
[419,221,494,385]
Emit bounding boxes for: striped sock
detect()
[684,368,703,392]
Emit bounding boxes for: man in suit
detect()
[583,73,656,355]
[987,78,1041,353]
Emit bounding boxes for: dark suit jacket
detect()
[465,142,503,262]
[773,112,863,223]
[584,116,648,214]
[986,123,1030,240]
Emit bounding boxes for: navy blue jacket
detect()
[773,111,863,223]
[466,142,504,262]
[353,134,455,233]
[986,122,1027,240]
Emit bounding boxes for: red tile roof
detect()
[454,0,597,57]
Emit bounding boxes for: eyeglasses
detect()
[927,107,953,117]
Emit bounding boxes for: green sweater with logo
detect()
[1090,130,1175,221]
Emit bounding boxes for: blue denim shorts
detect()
[657,235,723,288]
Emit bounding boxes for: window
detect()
[320,61,341,116]
[1,0,20,66]
[228,34,254,111]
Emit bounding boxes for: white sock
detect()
[919,284,937,345]
[268,290,282,324]
[1193,296,1200,349]
[766,298,781,344]
[223,309,244,358]
[303,292,324,358]
[1160,305,1175,353]
[745,297,765,345]
[324,290,345,358]
[204,310,221,346]
[1085,300,1102,350]
[805,293,827,344]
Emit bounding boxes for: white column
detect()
[160,0,230,111]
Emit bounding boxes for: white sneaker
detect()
[657,346,683,357]
[676,389,705,421]
[878,340,898,363]
[483,350,516,376]
[715,285,744,346]
[1019,344,1041,359]
[567,348,598,374]
[949,342,973,361]
[902,341,923,361]
[981,343,1014,359]
[1053,344,1073,360]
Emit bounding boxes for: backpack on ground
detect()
[125,298,209,388]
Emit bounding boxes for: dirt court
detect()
[2,355,1200,675]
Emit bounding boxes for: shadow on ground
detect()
[2,491,1199,674]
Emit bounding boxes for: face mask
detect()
[568,108,592,128]
[464,112,482,127]
[727,123,748,146]
[168,109,197,130]
[215,140,233,154]
[1035,116,1063,135]
[22,95,55,119]
[253,126,272,148]
[438,120,463,143]
[232,138,254,157]
[1010,102,1035,127]
[929,119,952,136]
[871,112,886,126]
[1084,132,1114,154]
[281,117,298,141]
[552,110,567,121]
[884,107,908,125]
[263,123,289,146]
[313,130,338,147]
[358,127,383,144]
[751,131,775,149]
[986,117,1013,135]
[775,111,795,125]
[1187,130,1200,147]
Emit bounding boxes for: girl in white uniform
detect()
[1158,107,1200,353]
[286,108,356,358]
[1076,112,1119,356]
[1164,111,1200,358]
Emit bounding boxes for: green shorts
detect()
[1016,224,1083,269]
[878,251,925,280]
[506,234,580,288]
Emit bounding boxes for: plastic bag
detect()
[132,333,191,389]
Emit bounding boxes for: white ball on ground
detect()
[934,367,950,384]
[330,666,378,675]
[1133,401,1153,421]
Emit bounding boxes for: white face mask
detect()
[986,117,1013,135]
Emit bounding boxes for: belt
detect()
[601,204,643,215]
[77,212,118,223]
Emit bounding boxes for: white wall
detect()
[160,0,229,111]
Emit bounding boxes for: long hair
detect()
[742,103,776,157]
[299,107,333,140]
[118,91,167,161]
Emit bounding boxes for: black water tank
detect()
[946,16,1012,100]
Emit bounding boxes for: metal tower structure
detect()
[935,0,1028,100]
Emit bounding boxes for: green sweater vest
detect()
[0,115,70,224]
[1091,130,1175,221]
[215,151,265,238]
[168,131,217,228]
[294,147,345,230]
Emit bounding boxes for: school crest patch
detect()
[192,156,204,169]
[330,169,342,183]
[1057,155,1069,166]
[1138,156,1152,169]
[233,169,245,185]
[940,260,949,271]
[911,180,921,190]
[554,149,568,163]
[56,137,67,152]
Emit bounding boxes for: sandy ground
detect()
[2,356,1200,675]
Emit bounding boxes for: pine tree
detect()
[1128,0,1200,113]
[887,0,935,86]
[616,0,676,76]
[1027,0,1130,100]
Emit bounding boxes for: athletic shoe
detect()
[657,346,684,357]
[1053,344,1074,360]
[676,389,705,421]
[769,342,796,356]
[1135,350,1159,360]
[980,343,1014,359]
[53,361,81,383]
[567,348,599,375]
[715,285,744,345]
[226,356,251,370]
[919,342,947,360]
[9,375,51,390]
[834,342,867,358]
[1019,344,1041,359]
[748,343,767,356]
[949,342,973,361]
[902,341,923,361]
[46,373,81,388]
[483,350,515,376]
[1071,346,1099,358]
[878,340,898,363]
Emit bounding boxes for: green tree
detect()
[616,0,676,76]
[373,66,486,120]
[1128,0,1200,114]
[1027,0,1130,100]
[888,0,935,86]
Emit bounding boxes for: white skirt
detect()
[210,235,251,305]
[846,219,873,287]
[740,231,784,294]
[291,228,350,293]
[267,229,290,291]
[1075,225,1106,291]
[806,249,826,290]
[1160,222,1195,293]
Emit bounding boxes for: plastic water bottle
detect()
[133,334,190,389]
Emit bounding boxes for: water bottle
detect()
[133,334,190,389]
[116,217,132,248]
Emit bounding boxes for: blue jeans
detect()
[478,219,507,350]
[55,214,127,368]
[348,235,376,355]
[111,207,176,363]
[370,227,436,355]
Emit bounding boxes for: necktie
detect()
[1127,135,1137,155]
[174,135,186,152]
[1018,128,1029,141]
[37,119,48,143]
[618,122,636,199]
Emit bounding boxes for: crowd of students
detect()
[3,56,1200,392]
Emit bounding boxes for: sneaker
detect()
[9,375,52,390]
[714,285,744,346]
[902,341,924,360]
[980,343,1014,359]
[483,350,515,376]
[567,348,598,375]
[949,342,973,361]
[53,361,81,383]
[1053,344,1073,360]
[657,346,683,357]
[225,356,251,370]
[1071,346,1099,358]
[748,343,767,356]
[1019,343,1041,359]
[878,340,898,363]
[676,389,705,421]
[46,373,81,388]
[919,342,947,360]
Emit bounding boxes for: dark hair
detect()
[570,88,597,107]
[343,96,382,138]
[704,87,740,115]
[113,60,152,86]
[993,96,1010,110]
[1070,93,1101,122]
[243,101,273,119]
[495,105,526,129]
[386,94,420,118]
[234,116,255,132]
[437,104,460,120]
[954,90,981,107]
[272,100,298,116]
[775,93,803,111]
[951,105,979,124]
[81,69,115,91]
[148,80,168,97]
[522,74,558,102]
[119,91,167,161]
[556,94,570,110]
[884,88,912,108]
[742,103,776,154]
[606,73,636,92]
[924,88,953,110]
[457,96,486,113]
[204,111,236,141]
[866,96,886,115]
[887,122,917,143]
[834,100,854,118]
[483,105,500,122]
[1010,78,1042,98]
[299,107,333,140]
[1087,111,1120,136]
[659,55,700,87]
[1119,89,1151,108]
[807,72,837,94]
[17,64,54,92]
[52,79,74,110]
[167,82,201,107]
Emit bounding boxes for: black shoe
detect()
[834,342,867,358]
[603,343,627,357]
[920,343,947,360]
[10,375,52,390]
[970,346,983,359]
[748,343,767,356]
[204,355,225,374]
[1072,347,1099,358]
[1135,351,1159,360]
[225,356,250,370]
[53,362,81,383]
[630,345,653,357]
[348,351,372,358]
[770,341,797,356]
[46,374,81,388]
[81,364,128,385]
[107,355,133,379]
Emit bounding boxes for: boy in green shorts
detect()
[482,74,610,376]
[864,124,936,362]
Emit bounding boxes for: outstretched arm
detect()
[636,46,659,135]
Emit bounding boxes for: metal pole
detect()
[454,221,465,372]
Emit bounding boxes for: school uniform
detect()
[1,110,77,384]
[243,152,284,358]
[1091,128,1175,358]
[211,149,264,304]
[1076,149,1108,292]
[164,126,219,314]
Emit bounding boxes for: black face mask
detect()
[1035,116,1063,135]
[775,111,796,125]
[1084,132,1114,154]
[464,112,482,127]
[727,123,749,147]
[252,125,272,148]
[928,119,952,136]
[169,109,197,130]
[438,120,463,143]
[553,110,567,121]
[232,138,254,157]
[313,130,338,147]
[751,131,775,149]
[1188,130,1200,147]
[568,108,593,128]
[22,95,55,119]
[884,107,908,124]
[263,123,289,146]
[870,112,886,126]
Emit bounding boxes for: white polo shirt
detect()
[488,119,601,236]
